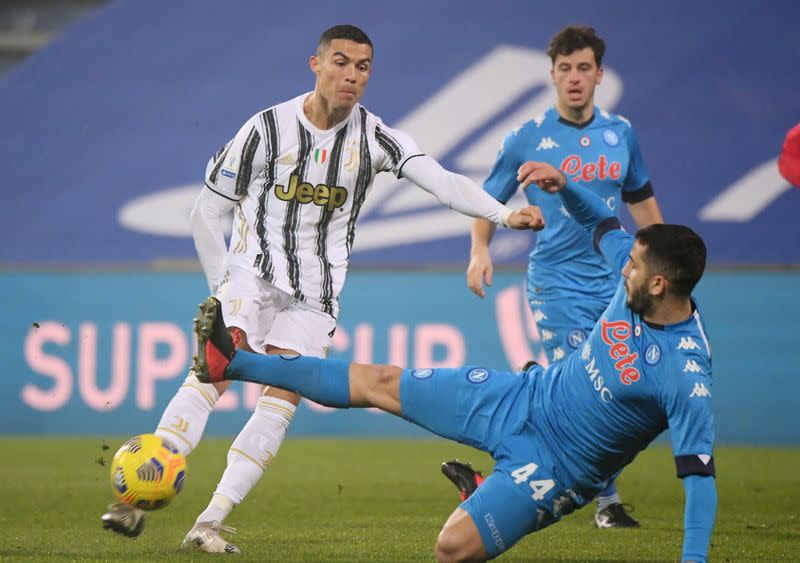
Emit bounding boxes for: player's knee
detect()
[372,365,401,393]
[434,526,485,562]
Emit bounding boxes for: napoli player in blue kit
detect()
[467,26,664,526]
[189,161,716,562]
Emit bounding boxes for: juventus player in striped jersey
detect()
[101,25,544,553]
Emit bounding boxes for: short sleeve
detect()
[374,120,424,178]
[205,115,265,200]
[662,355,715,477]
[483,130,526,204]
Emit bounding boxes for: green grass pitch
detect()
[0,438,798,561]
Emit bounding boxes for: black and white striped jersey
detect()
[204,93,422,319]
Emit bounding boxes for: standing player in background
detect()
[101,24,544,553]
[462,26,664,528]
[188,158,716,563]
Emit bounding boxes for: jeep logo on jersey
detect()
[274,174,348,212]
[600,319,640,385]
[560,155,622,183]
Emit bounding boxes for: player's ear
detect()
[595,65,604,85]
[309,54,321,76]
[650,274,668,298]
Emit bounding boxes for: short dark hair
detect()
[547,26,605,67]
[635,224,707,298]
[317,25,373,55]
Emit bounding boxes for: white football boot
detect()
[181,520,241,554]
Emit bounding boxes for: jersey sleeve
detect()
[373,120,424,178]
[204,115,265,201]
[661,354,715,478]
[483,130,526,204]
[595,220,634,278]
[620,124,654,204]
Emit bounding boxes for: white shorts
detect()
[215,266,335,357]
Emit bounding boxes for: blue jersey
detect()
[531,224,714,494]
[484,107,653,301]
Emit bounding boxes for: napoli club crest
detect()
[603,129,620,147]
[645,343,661,365]
[568,330,586,349]
[467,368,490,383]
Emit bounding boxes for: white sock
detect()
[596,492,622,512]
[195,493,235,525]
[197,396,296,523]
[154,372,220,456]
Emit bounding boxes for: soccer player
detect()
[190,160,716,563]
[100,25,543,552]
[465,26,664,527]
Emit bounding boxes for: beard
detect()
[626,282,656,317]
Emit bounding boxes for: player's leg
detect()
[437,430,582,561]
[101,276,245,537]
[185,288,335,553]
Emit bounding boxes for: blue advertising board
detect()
[0,0,798,266]
[2,271,797,444]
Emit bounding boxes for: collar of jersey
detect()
[556,109,596,130]
[642,299,698,332]
[295,92,355,137]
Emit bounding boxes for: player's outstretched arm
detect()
[517,161,613,233]
[680,475,717,563]
[402,155,544,230]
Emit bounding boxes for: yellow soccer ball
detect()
[109,434,187,510]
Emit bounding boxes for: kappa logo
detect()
[532,309,547,322]
[677,337,701,351]
[552,347,566,361]
[536,137,560,151]
[683,360,704,374]
[689,382,711,398]
[541,329,555,342]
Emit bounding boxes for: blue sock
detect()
[598,481,617,498]
[226,351,351,408]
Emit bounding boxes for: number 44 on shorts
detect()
[511,463,555,501]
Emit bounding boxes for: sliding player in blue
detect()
[191,160,716,563]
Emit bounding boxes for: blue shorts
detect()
[400,366,589,557]
[525,293,608,364]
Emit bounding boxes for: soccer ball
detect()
[109,434,187,510]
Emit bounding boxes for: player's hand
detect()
[466,246,493,298]
[516,161,567,193]
[506,205,545,231]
